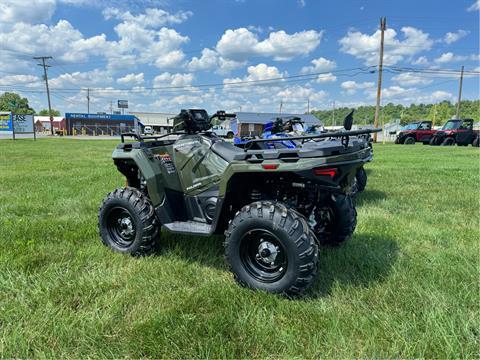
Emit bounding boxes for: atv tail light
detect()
[314,167,338,178]
[262,164,279,170]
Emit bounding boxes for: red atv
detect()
[429,119,479,147]
[395,121,436,145]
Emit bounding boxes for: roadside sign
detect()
[0,112,13,132]
[118,100,128,109]
[13,114,34,133]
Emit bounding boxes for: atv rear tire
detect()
[441,137,455,146]
[98,187,159,256]
[404,137,415,145]
[224,201,319,297]
[314,194,357,246]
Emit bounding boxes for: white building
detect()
[128,112,176,133]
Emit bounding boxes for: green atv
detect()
[98,109,380,296]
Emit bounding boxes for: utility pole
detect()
[279,100,283,114]
[110,100,113,114]
[307,97,310,113]
[373,17,386,142]
[34,56,54,135]
[87,88,90,114]
[455,65,464,118]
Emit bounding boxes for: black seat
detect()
[211,141,244,162]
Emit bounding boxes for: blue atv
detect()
[235,112,369,196]
[235,116,306,149]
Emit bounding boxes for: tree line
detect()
[310,100,479,126]
[0,92,60,116]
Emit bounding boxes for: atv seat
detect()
[211,141,244,162]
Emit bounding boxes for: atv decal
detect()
[155,153,176,174]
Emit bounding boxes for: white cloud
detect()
[188,48,219,71]
[275,85,327,111]
[153,72,195,87]
[216,27,322,61]
[117,73,144,85]
[301,57,336,74]
[188,48,245,74]
[0,74,41,86]
[380,85,415,100]
[315,73,337,83]
[223,63,284,85]
[223,64,286,95]
[443,30,469,44]
[427,90,455,102]
[339,26,433,65]
[412,56,428,65]
[392,72,433,86]
[240,63,284,81]
[434,52,479,63]
[49,69,113,88]
[341,80,375,95]
[0,0,56,28]
[467,0,480,11]
[298,0,306,8]
[103,7,192,28]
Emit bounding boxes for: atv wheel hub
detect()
[257,241,279,264]
[239,230,287,283]
[118,217,134,237]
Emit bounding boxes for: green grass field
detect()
[0,139,478,358]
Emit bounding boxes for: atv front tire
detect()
[224,201,319,297]
[98,187,159,256]
[472,137,479,147]
[314,194,357,246]
[404,137,415,145]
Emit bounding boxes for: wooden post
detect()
[12,113,16,141]
[33,116,36,141]
[455,66,464,118]
[373,17,386,142]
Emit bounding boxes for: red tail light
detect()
[314,167,338,178]
[262,164,279,170]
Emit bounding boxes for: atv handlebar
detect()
[243,128,381,150]
[209,111,236,122]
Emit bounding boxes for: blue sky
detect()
[0,0,478,115]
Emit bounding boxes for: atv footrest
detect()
[163,221,212,235]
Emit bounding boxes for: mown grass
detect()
[0,139,478,358]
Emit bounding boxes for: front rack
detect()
[243,128,381,150]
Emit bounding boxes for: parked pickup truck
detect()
[395,120,436,144]
[429,119,479,146]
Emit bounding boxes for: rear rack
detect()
[120,131,219,143]
[120,132,186,143]
[243,128,381,150]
